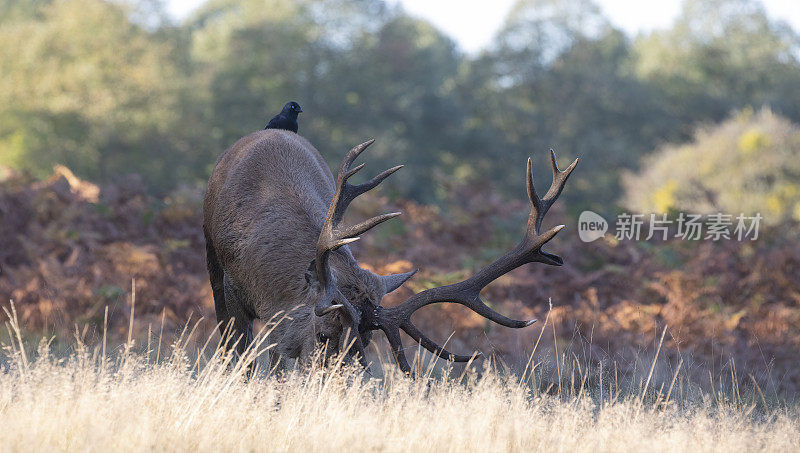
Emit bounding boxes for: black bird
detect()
[264,101,302,133]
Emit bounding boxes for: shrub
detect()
[623,108,800,225]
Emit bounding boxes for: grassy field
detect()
[1,305,797,452]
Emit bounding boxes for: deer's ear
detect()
[380,270,417,294]
[305,259,319,285]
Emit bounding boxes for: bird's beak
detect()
[298,108,303,113]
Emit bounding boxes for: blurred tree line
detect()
[1,0,799,214]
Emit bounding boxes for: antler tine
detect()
[315,139,402,317]
[358,165,404,193]
[340,212,401,239]
[375,149,576,370]
[320,140,402,251]
[329,141,402,227]
[344,162,366,180]
[391,286,537,329]
[333,166,403,225]
[341,323,370,369]
[382,326,412,373]
[529,149,578,232]
[378,290,532,371]
[400,323,476,362]
[526,157,543,218]
[343,139,374,168]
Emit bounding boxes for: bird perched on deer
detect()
[264,101,302,133]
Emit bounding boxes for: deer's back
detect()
[204,130,336,315]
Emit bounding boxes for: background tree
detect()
[632,0,800,131]
[1,0,799,216]
[0,0,206,189]
[457,0,668,213]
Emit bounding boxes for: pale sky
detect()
[167,0,800,54]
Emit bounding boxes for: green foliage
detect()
[623,108,800,225]
[468,22,669,211]
[0,0,208,190]
[1,0,799,214]
[632,0,800,129]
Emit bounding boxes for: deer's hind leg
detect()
[220,272,254,359]
[205,230,230,338]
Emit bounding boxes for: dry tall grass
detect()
[0,303,798,453]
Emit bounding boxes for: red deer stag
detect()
[203,129,577,372]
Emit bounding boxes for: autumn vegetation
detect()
[1,0,800,449]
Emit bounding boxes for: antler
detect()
[374,149,578,372]
[314,139,402,363]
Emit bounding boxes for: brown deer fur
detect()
[203,130,410,368]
